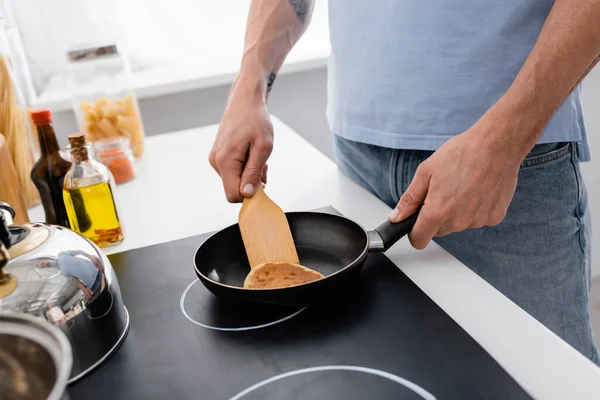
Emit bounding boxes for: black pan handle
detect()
[369,206,421,252]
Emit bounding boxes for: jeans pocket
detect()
[570,150,589,254]
[520,142,571,169]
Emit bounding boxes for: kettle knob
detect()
[0,235,16,299]
[0,202,26,251]
[0,203,12,290]
[0,202,14,249]
[0,202,16,220]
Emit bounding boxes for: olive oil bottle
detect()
[63,133,124,247]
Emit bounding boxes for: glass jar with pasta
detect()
[64,42,145,159]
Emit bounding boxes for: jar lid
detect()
[94,136,129,152]
[66,42,119,62]
[94,136,131,156]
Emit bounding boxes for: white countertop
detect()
[28,116,600,399]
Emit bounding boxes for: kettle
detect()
[0,201,130,383]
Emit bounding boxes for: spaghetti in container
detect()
[0,25,39,207]
[94,136,136,184]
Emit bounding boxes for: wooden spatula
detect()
[238,184,300,268]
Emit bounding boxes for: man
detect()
[209,0,600,364]
[37,249,104,300]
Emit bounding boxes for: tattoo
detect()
[288,0,313,24]
[266,72,277,94]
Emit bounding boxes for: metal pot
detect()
[0,201,130,383]
[0,312,72,400]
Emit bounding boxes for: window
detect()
[8,0,252,94]
[4,0,329,105]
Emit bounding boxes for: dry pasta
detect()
[81,95,145,158]
[0,55,39,208]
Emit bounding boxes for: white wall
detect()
[581,67,600,277]
[47,65,600,277]
[47,68,332,157]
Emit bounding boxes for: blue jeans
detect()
[333,134,600,365]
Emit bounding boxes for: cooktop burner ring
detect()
[228,365,437,400]
[179,279,308,331]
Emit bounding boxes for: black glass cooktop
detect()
[68,207,532,399]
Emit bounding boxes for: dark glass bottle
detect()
[29,110,74,227]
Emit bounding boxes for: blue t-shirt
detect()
[57,251,99,289]
[325,0,591,161]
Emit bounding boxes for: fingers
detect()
[221,156,246,203]
[209,138,247,203]
[388,164,431,223]
[240,137,273,197]
[208,118,272,203]
[387,163,437,250]
[208,148,220,176]
[408,203,443,250]
[261,164,268,185]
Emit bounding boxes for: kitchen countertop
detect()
[28,116,600,399]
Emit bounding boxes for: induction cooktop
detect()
[68,207,532,400]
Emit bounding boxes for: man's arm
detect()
[390,0,600,249]
[68,249,104,271]
[242,0,315,97]
[209,0,315,202]
[493,0,600,161]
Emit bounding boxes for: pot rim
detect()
[0,312,73,400]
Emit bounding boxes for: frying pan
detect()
[193,210,419,307]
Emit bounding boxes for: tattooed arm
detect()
[243,0,315,96]
[209,1,316,202]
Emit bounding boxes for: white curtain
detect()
[7,0,253,95]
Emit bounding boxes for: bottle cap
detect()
[67,133,87,148]
[30,110,52,126]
